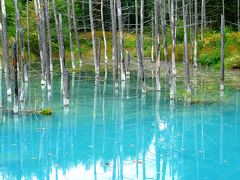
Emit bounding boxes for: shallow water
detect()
[0,71,240,180]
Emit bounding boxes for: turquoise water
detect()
[0,71,240,180]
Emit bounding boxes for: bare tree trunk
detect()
[1,0,11,96]
[89,0,99,75]
[34,0,45,84]
[201,0,205,41]
[82,0,87,34]
[169,0,176,75]
[52,0,62,73]
[116,0,126,81]
[151,11,154,62]
[175,0,178,40]
[46,0,53,72]
[59,14,66,71]
[72,0,82,65]
[67,0,76,69]
[126,50,130,76]
[63,69,70,106]
[183,1,191,94]
[12,39,19,113]
[155,0,161,91]
[238,0,240,31]
[160,0,171,77]
[101,0,108,63]
[26,0,31,71]
[220,14,225,91]
[193,0,198,68]
[136,0,146,93]
[14,0,28,83]
[110,0,118,88]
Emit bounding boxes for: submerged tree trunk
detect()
[89,0,99,75]
[67,0,75,69]
[136,0,146,93]
[26,0,31,71]
[110,0,118,88]
[155,0,161,91]
[193,0,198,67]
[116,0,126,81]
[183,1,191,94]
[46,0,53,72]
[72,0,82,65]
[52,0,62,73]
[12,39,19,113]
[59,14,66,70]
[220,14,225,91]
[1,0,11,96]
[101,0,108,62]
[34,0,45,84]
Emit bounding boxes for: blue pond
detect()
[0,71,240,180]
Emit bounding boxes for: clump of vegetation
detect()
[39,108,53,116]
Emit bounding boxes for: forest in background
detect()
[1,0,240,69]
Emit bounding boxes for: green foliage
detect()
[39,108,53,116]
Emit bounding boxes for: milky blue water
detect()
[0,70,240,180]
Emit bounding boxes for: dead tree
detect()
[116,0,126,81]
[41,0,51,91]
[12,39,19,113]
[169,0,176,75]
[46,0,53,72]
[14,0,28,83]
[26,0,31,70]
[52,0,62,73]
[220,14,225,91]
[155,0,161,91]
[160,0,171,77]
[151,11,154,62]
[193,0,198,68]
[72,0,82,65]
[136,0,146,93]
[110,0,118,88]
[67,0,76,69]
[101,0,109,62]
[201,0,206,41]
[89,0,99,75]
[126,51,131,76]
[34,0,45,84]
[1,0,11,96]
[238,0,240,31]
[183,1,191,94]
[63,69,70,106]
[59,14,66,72]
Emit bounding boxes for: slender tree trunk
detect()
[59,14,66,71]
[67,0,75,69]
[136,0,146,93]
[238,0,240,31]
[26,0,31,72]
[34,0,45,84]
[63,69,70,106]
[82,0,87,34]
[183,1,191,93]
[155,0,161,91]
[151,11,154,62]
[126,51,131,76]
[41,0,51,91]
[110,0,118,88]
[1,0,11,96]
[89,0,99,75]
[220,14,225,91]
[12,39,19,113]
[72,0,82,65]
[201,0,205,41]
[101,0,108,63]
[160,0,171,77]
[169,0,176,75]
[14,0,28,83]
[175,0,178,40]
[193,0,198,68]
[116,0,126,81]
[46,0,53,72]
[52,0,62,73]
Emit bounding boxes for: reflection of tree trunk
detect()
[155,92,161,180]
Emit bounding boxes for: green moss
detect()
[39,108,53,116]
